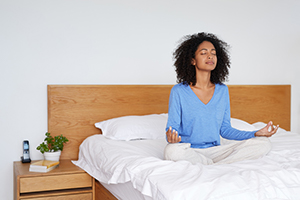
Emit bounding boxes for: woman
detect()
[165,32,279,165]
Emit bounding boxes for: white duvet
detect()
[73,123,300,200]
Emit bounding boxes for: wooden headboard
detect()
[48,85,291,160]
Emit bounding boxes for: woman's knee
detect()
[249,137,272,155]
[258,137,272,154]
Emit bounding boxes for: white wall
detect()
[1,0,299,199]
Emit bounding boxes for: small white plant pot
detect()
[44,150,61,161]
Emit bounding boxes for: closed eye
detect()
[199,49,216,56]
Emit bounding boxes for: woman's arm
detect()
[166,86,182,143]
[221,86,279,139]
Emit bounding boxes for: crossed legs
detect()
[164,137,271,165]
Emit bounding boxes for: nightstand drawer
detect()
[20,173,92,193]
[22,193,92,200]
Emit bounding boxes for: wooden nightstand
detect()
[14,160,95,200]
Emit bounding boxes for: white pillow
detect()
[231,118,256,131]
[251,122,266,130]
[95,113,168,141]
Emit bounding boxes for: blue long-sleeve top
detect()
[166,83,256,148]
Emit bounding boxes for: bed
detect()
[47,84,300,200]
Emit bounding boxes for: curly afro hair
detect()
[173,32,230,86]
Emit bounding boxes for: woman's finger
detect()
[166,127,172,142]
[171,130,176,142]
[177,134,181,142]
[271,125,279,134]
[174,131,179,142]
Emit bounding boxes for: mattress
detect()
[73,122,300,200]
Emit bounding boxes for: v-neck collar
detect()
[188,84,217,106]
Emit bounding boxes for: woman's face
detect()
[191,41,217,72]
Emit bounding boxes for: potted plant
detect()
[36,132,69,161]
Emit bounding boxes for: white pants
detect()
[164,137,271,165]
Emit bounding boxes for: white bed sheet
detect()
[73,125,300,200]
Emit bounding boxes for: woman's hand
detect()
[255,121,279,137]
[166,127,181,143]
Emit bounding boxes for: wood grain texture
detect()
[14,160,94,200]
[25,193,92,200]
[48,85,172,160]
[229,85,290,130]
[20,173,92,193]
[95,181,117,200]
